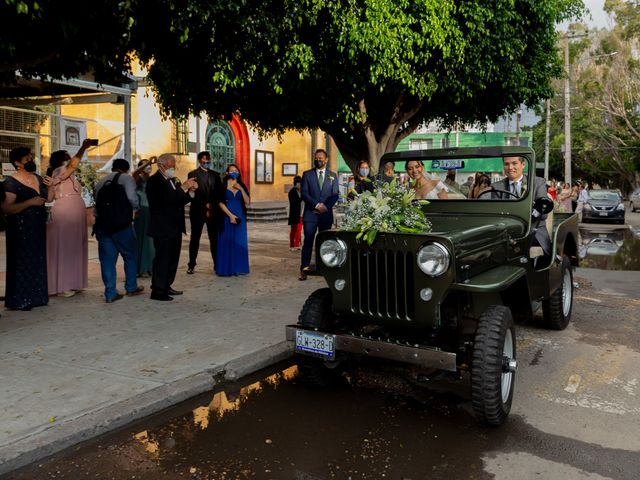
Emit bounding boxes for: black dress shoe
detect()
[167,288,183,295]
[186,267,194,274]
[150,293,173,301]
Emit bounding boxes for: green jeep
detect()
[286,147,579,426]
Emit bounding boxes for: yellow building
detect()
[58,76,337,203]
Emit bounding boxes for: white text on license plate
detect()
[599,212,608,216]
[295,330,335,359]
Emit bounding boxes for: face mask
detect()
[314,160,325,169]
[202,162,212,170]
[144,166,152,174]
[359,168,369,177]
[164,167,175,179]
[24,160,37,173]
[229,171,239,180]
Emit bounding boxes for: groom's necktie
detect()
[318,170,324,188]
[510,181,520,198]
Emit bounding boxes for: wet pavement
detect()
[579,224,640,270]
[6,270,640,480]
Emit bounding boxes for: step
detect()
[247,208,288,215]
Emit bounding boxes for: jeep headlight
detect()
[320,239,347,268]
[417,243,450,276]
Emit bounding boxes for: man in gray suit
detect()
[492,156,551,258]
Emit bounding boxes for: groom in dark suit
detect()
[492,156,551,256]
[146,153,197,301]
[299,149,339,280]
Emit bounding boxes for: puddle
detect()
[579,226,640,270]
[6,360,640,480]
[3,362,489,480]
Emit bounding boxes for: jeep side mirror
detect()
[532,197,554,217]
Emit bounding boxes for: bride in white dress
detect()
[405,160,449,199]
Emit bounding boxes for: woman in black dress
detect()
[2,147,49,310]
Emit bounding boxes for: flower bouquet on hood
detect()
[340,179,431,245]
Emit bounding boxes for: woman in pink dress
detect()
[559,182,573,212]
[45,140,92,297]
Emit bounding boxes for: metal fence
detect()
[0,106,135,176]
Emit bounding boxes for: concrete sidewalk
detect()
[0,222,320,475]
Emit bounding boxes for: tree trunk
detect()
[324,95,422,175]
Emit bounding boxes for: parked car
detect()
[287,147,580,427]
[582,189,625,224]
[630,188,640,212]
[585,237,620,256]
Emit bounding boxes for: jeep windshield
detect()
[397,154,533,201]
[376,147,538,202]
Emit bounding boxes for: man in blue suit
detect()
[299,149,339,280]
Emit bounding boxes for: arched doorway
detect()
[205,120,235,174]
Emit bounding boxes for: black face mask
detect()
[24,160,37,173]
[314,160,325,169]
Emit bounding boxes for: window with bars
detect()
[172,118,189,155]
[409,139,433,150]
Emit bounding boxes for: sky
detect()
[574,0,611,30]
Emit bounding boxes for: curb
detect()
[0,341,293,476]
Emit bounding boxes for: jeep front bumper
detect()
[285,325,457,372]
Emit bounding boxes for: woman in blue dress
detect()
[216,164,250,276]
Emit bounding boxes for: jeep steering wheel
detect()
[476,188,520,200]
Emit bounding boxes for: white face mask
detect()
[144,166,152,174]
[164,167,175,179]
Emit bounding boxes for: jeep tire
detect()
[471,305,516,427]
[296,288,343,386]
[542,254,573,330]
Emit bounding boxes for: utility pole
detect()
[562,30,588,185]
[544,99,550,180]
[515,109,522,145]
[563,36,572,185]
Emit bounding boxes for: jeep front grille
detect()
[350,249,415,321]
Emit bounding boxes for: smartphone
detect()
[87,139,99,146]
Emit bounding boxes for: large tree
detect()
[132,0,583,173]
[0,0,133,85]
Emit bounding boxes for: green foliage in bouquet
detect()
[340,179,431,245]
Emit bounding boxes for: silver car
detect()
[631,188,640,212]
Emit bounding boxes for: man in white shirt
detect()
[576,183,589,221]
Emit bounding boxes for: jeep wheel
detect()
[471,305,516,427]
[296,288,344,386]
[542,254,573,330]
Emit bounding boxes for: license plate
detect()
[599,212,608,216]
[295,330,336,359]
